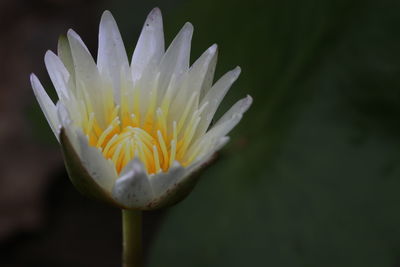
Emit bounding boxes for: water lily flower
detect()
[30,8,252,211]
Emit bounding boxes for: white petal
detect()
[131,7,164,82]
[190,136,230,170]
[67,29,99,88]
[189,115,239,159]
[98,10,129,102]
[178,44,217,100]
[169,44,218,125]
[44,50,70,100]
[57,102,117,193]
[112,159,154,208]
[67,29,105,126]
[57,35,75,84]
[188,96,251,158]
[150,161,185,197]
[57,102,78,152]
[67,29,90,53]
[195,66,241,138]
[202,106,243,141]
[198,44,218,99]
[214,95,253,128]
[157,22,193,95]
[47,51,81,127]
[57,101,71,127]
[175,136,229,193]
[76,131,118,193]
[188,44,217,93]
[30,74,60,141]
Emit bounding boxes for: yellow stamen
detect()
[81,90,203,174]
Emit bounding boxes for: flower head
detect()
[31,8,252,210]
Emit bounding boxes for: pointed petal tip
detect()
[183,22,194,32]
[131,158,146,173]
[30,73,41,88]
[67,29,83,42]
[145,7,163,25]
[44,50,56,73]
[44,50,56,61]
[207,43,218,55]
[175,22,193,43]
[29,72,36,82]
[239,95,253,113]
[44,49,53,56]
[102,10,112,17]
[30,73,39,89]
[119,158,147,177]
[149,7,162,18]
[66,29,79,41]
[100,10,116,23]
[227,66,241,81]
[234,66,241,74]
[245,94,253,104]
[67,28,75,36]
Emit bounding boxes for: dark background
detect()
[1,0,400,266]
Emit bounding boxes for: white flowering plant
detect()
[31,8,251,266]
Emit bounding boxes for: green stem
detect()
[122,210,142,267]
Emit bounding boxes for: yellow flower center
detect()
[81,86,204,174]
